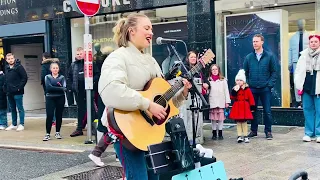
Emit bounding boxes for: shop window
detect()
[70,5,188,73]
[214,1,316,108]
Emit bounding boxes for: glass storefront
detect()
[214,0,317,108]
[70,5,188,74]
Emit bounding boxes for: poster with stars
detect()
[224,10,284,107]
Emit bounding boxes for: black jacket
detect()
[45,74,66,97]
[243,50,277,89]
[41,58,60,85]
[0,73,7,109]
[4,60,28,95]
[41,58,60,93]
[67,59,84,93]
[67,59,99,93]
[93,53,109,91]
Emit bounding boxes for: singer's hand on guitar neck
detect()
[148,102,167,120]
[182,78,192,97]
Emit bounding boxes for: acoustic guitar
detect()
[107,49,215,151]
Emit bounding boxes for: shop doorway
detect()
[11,43,45,111]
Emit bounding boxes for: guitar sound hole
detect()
[153,95,170,125]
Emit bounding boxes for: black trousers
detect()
[46,96,65,134]
[91,93,110,157]
[75,90,95,131]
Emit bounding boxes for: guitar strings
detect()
[154,63,200,106]
[154,53,210,106]
[154,81,182,106]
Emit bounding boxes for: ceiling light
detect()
[274,0,278,6]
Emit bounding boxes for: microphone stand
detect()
[168,42,209,148]
[167,43,213,170]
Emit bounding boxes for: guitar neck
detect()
[162,62,204,101]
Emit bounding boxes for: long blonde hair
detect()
[113,13,148,48]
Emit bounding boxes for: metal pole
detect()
[84,15,93,144]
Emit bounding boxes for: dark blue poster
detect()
[225,11,282,106]
[152,21,188,75]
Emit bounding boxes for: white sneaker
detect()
[5,124,17,131]
[88,154,104,167]
[316,137,320,143]
[244,137,250,143]
[16,125,24,131]
[303,136,311,142]
[0,126,6,130]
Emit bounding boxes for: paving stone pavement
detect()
[1,118,320,179]
[202,126,320,180]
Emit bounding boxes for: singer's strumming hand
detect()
[148,102,167,120]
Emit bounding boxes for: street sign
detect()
[84,34,93,90]
[75,0,100,16]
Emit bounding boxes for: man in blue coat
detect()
[244,34,277,140]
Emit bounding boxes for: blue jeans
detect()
[114,141,159,180]
[250,87,273,134]
[0,109,7,127]
[8,95,25,126]
[302,93,320,137]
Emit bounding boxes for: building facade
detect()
[1,0,320,125]
[0,0,216,114]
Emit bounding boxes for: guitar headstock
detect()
[198,49,215,66]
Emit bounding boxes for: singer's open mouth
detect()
[146,37,151,43]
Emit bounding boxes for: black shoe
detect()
[266,132,273,140]
[237,136,243,143]
[70,130,84,137]
[248,131,257,138]
[218,130,223,140]
[212,130,217,140]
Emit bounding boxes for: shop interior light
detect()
[274,0,278,6]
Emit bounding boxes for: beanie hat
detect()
[235,69,246,83]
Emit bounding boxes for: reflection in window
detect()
[70,5,187,63]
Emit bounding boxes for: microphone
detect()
[156,37,180,45]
